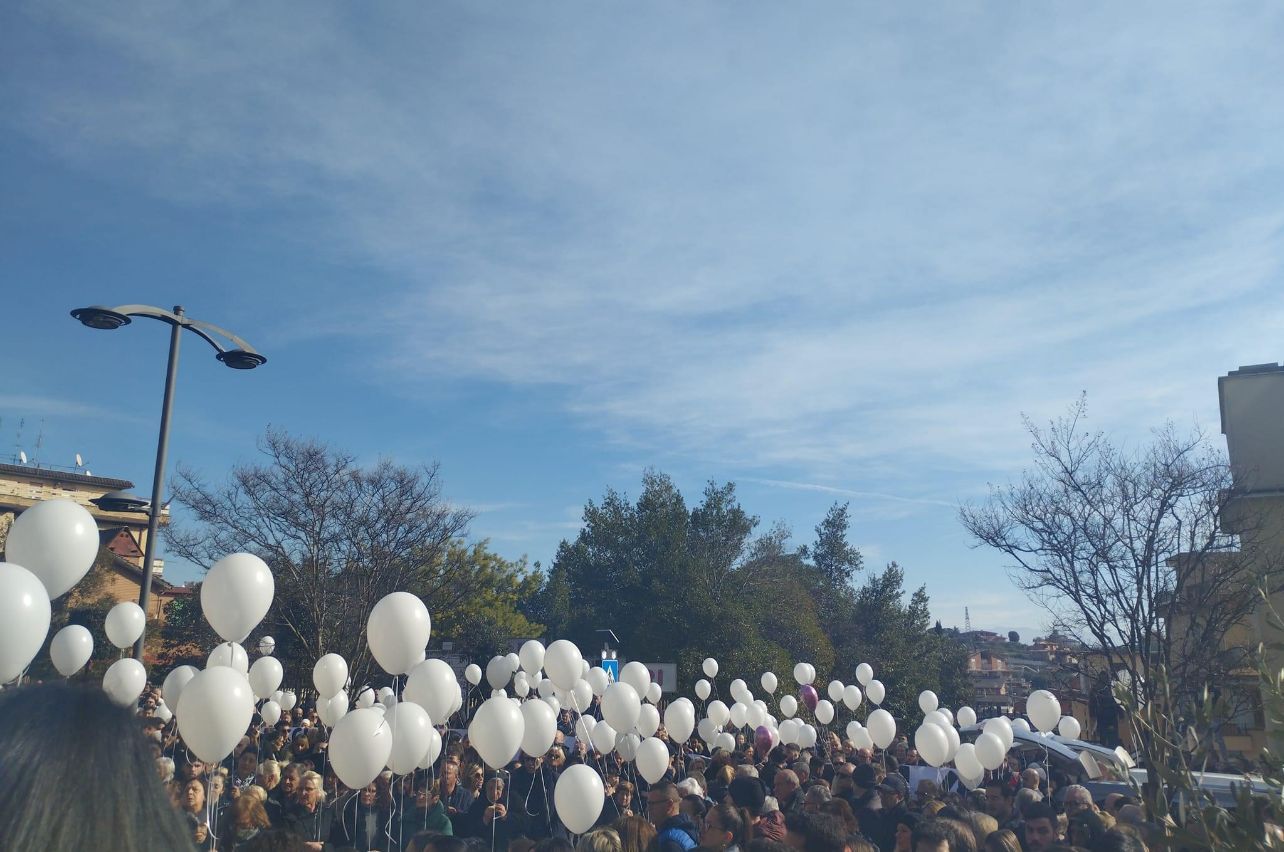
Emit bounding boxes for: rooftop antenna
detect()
[964,606,972,633]
[33,419,45,466]
[14,417,25,464]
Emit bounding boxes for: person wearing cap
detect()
[728,776,785,843]
[872,774,908,852]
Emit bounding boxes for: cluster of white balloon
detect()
[2,498,1093,835]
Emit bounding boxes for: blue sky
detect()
[3,2,1283,640]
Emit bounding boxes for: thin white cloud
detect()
[6,2,1283,499]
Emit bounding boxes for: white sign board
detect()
[641,662,678,692]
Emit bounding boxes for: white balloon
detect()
[697,717,720,744]
[469,695,525,768]
[635,736,669,783]
[554,763,605,834]
[714,731,737,753]
[201,553,275,643]
[855,663,873,686]
[279,690,298,712]
[955,742,983,777]
[702,657,718,678]
[1011,718,1032,735]
[779,695,798,719]
[387,701,434,774]
[694,679,711,700]
[417,727,444,770]
[616,731,641,761]
[249,656,284,700]
[50,624,94,677]
[984,716,1015,751]
[571,679,594,713]
[544,640,583,690]
[815,699,835,725]
[260,700,282,727]
[163,665,199,709]
[942,720,961,762]
[313,654,348,699]
[645,682,662,705]
[924,710,950,729]
[827,680,844,702]
[663,701,696,743]
[846,721,863,741]
[852,727,874,751]
[355,687,376,709]
[761,672,778,693]
[330,707,393,788]
[105,601,146,650]
[155,702,173,723]
[1058,715,1082,740]
[867,708,897,749]
[792,662,811,685]
[1029,691,1062,733]
[918,690,939,714]
[798,724,817,749]
[939,707,955,726]
[543,694,561,715]
[464,663,482,686]
[636,703,661,738]
[5,499,98,599]
[842,684,863,712]
[521,698,557,757]
[602,682,642,732]
[505,652,521,673]
[615,661,646,695]
[778,718,801,745]
[576,714,597,742]
[486,656,512,690]
[258,636,276,656]
[103,658,147,707]
[866,679,885,705]
[519,640,545,675]
[405,658,462,724]
[729,678,748,703]
[957,706,977,727]
[318,691,349,727]
[584,666,608,696]
[378,686,398,708]
[207,641,249,675]
[975,731,1007,770]
[591,720,619,753]
[367,592,431,675]
[514,678,530,698]
[746,701,767,729]
[177,667,255,763]
[729,702,749,729]
[805,664,816,684]
[706,699,730,727]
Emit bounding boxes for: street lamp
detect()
[71,304,266,658]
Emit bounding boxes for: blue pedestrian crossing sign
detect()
[601,658,619,682]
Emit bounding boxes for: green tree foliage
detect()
[532,471,970,716]
[430,540,544,660]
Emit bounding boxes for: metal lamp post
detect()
[71,304,266,659]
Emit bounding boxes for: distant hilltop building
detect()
[0,461,192,618]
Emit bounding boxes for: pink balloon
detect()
[800,684,820,712]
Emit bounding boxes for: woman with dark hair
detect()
[700,803,749,851]
[892,811,918,852]
[0,680,194,850]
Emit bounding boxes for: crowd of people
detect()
[0,678,1235,851]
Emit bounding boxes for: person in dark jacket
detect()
[463,775,511,846]
[329,782,398,851]
[872,775,909,852]
[646,781,699,851]
[277,770,336,848]
[401,780,454,839]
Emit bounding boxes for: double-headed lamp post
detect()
[71,304,266,659]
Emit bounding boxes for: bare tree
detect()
[168,428,473,689]
[960,397,1276,729]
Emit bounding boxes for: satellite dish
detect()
[83,470,92,477]
[18,451,27,464]
[75,453,83,467]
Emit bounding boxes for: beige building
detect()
[0,462,190,619]
[1218,363,1284,750]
